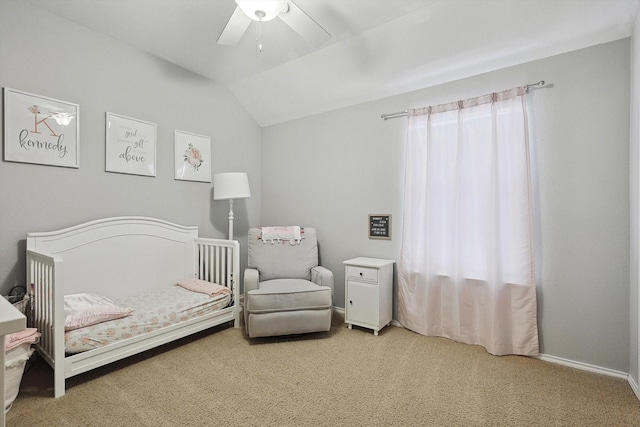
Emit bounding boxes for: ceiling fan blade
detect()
[279,1,331,47]
[217,6,252,46]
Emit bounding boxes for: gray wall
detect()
[0,1,261,294]
[261,40,631,373]
[630,9,639,389]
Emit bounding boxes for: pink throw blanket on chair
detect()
[261,226,302,245]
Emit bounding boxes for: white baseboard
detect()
[629,374,640,400]
[536,353,628,380]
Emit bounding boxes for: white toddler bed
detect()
[26,217,240,397]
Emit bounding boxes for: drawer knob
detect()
[349,300,353,305]
[359,272,363,277]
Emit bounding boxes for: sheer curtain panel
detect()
[398,87,539,356]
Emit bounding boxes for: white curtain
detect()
[398,87,539,356]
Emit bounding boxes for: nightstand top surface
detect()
[343,257,395,267]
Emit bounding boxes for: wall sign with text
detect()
[3,87,79,168]
[105,112,157,177]
[369,214,392,240]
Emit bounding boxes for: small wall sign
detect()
[369,214,391,240]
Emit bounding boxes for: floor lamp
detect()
[213,172,251,240]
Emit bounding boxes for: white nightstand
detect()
[343,257,394,336]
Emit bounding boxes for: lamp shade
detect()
[235,0,288,21]
[213,172,251,200]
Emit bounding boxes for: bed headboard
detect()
[26,217,199,298]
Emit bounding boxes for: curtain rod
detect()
[380,80,546,120]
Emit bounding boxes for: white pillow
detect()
[64,293,133,331]
[176,279,231,297]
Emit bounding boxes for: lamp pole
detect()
[228,198,235,241]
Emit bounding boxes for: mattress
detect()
[65,286,231,354]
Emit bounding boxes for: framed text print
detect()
[369,214,392,240]
[174,129,211,183]
[105,112,157,177]
[3,87,79,168]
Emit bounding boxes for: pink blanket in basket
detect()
[5,328,40,351]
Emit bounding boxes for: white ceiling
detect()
[26,0,639,126]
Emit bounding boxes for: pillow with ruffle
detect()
[176,279,231,297]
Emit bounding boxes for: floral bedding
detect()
[64,286,231,354]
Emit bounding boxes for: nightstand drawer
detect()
[346,266,378,282]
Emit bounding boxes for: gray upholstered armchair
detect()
[244,227,334,338]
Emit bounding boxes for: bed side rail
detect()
[26,250,64,369]
[195,237,239,296]
[195,238,240,327]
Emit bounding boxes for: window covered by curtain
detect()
[398,87,539,356]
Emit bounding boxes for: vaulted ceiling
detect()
[27,0,639,126]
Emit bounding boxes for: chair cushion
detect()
[248,227,318,281]
[246,279,332,313]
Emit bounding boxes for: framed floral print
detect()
[174,129,211,183]
[3,87,79,168]
[105,112,157,177]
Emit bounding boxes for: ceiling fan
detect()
[217,0,331,48]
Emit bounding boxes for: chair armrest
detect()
[244,268,259,295]
[311,266,334,299]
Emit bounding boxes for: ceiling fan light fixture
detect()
[235,0,288,22]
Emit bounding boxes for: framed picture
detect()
[105,112,156,177]
[3,87,79,168]
[369,214,392,240]
[174,129,211,183]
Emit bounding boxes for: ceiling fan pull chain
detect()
[255,10,265,54]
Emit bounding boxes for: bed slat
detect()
[27,251,59,363]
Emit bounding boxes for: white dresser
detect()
[343,257,394,336]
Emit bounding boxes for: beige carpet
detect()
[6,312,640,426]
